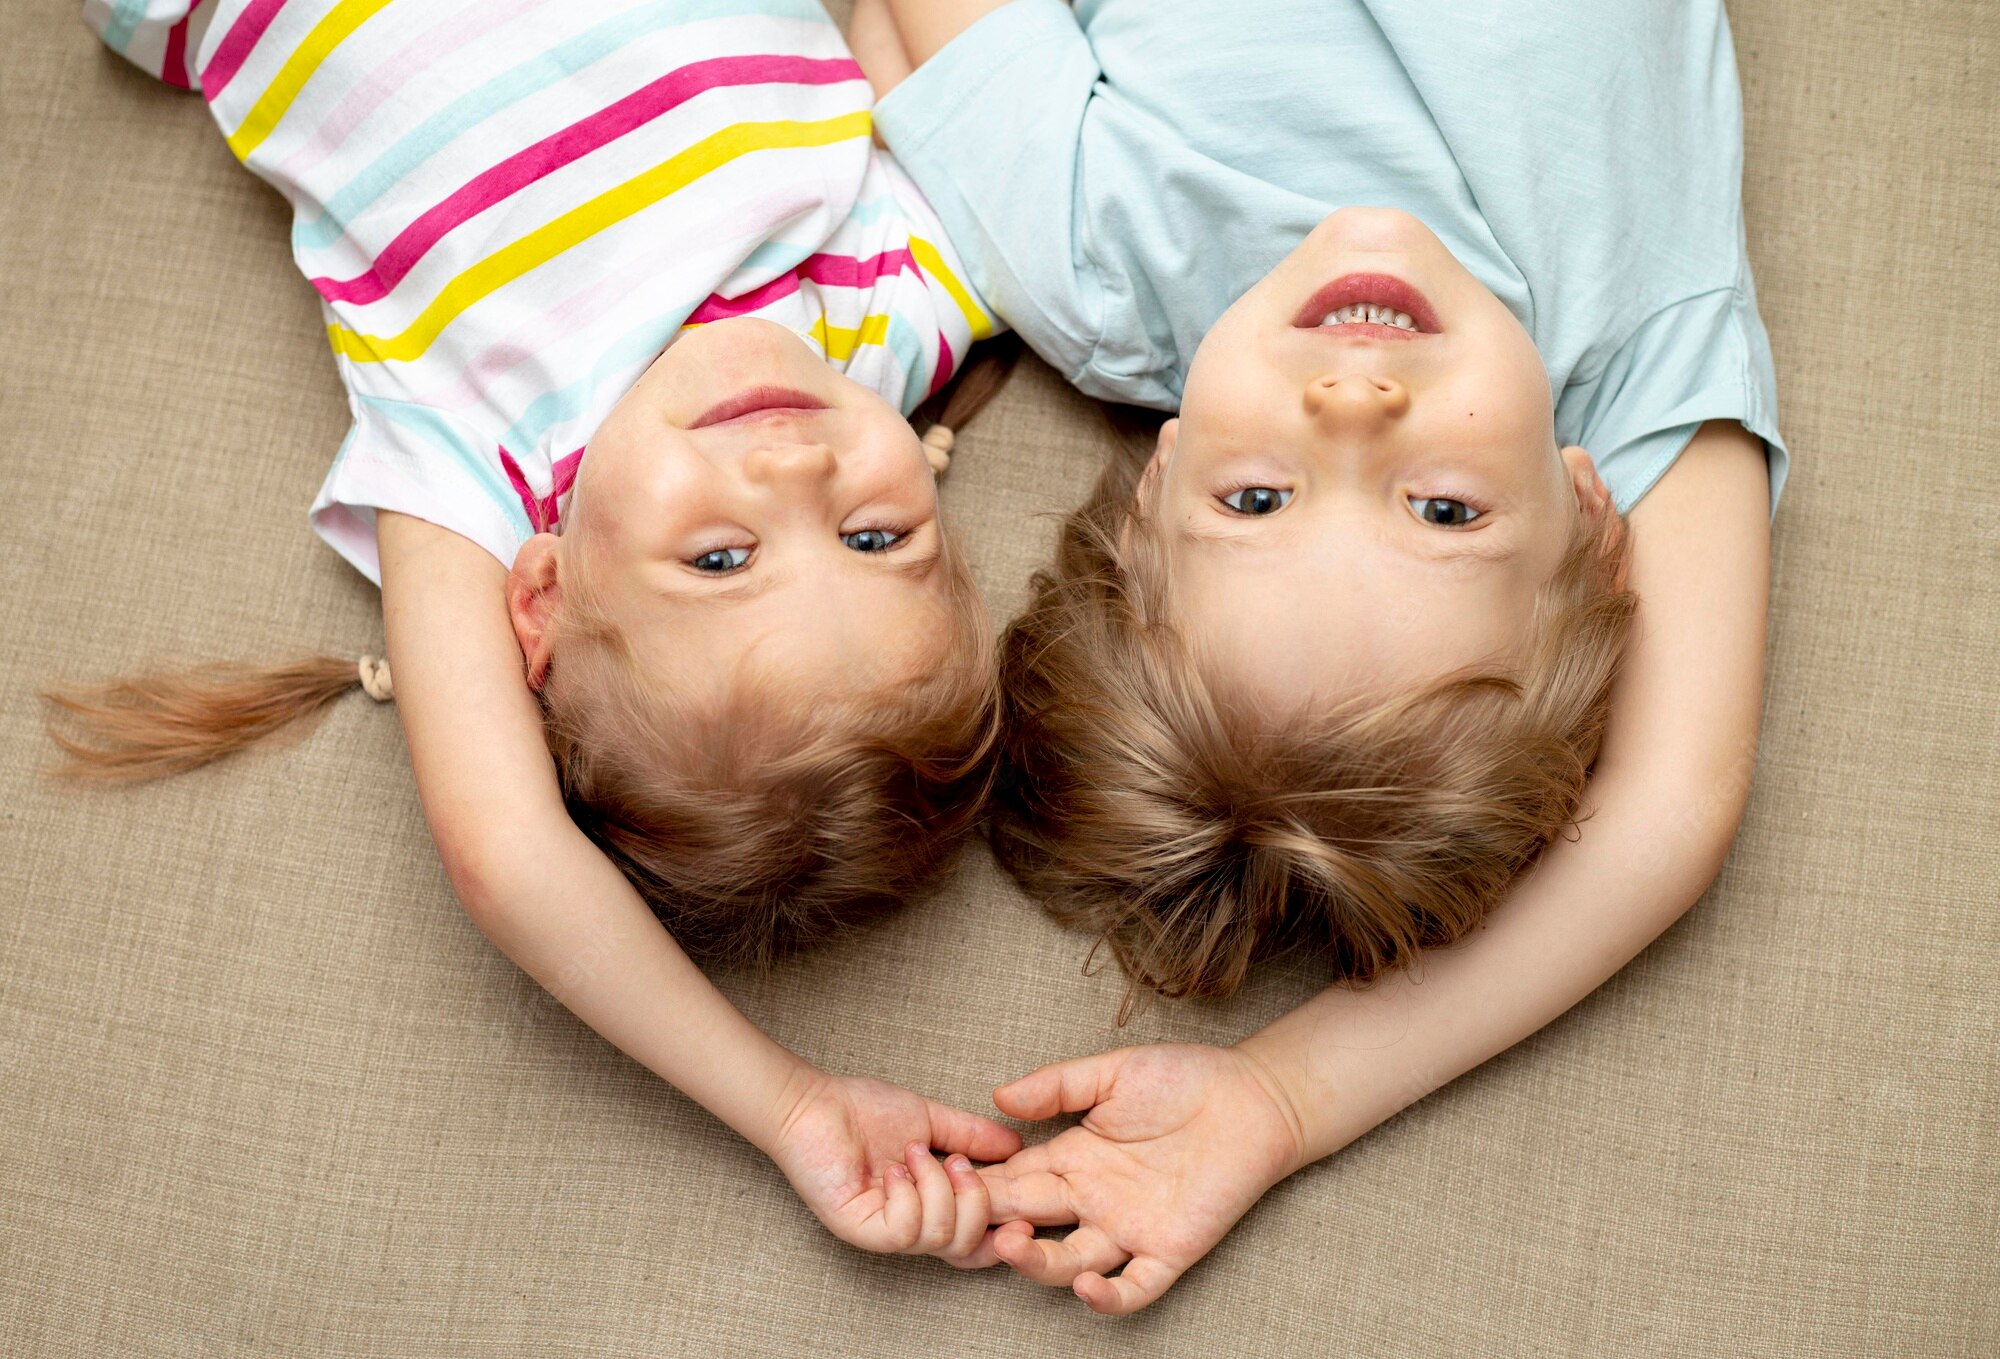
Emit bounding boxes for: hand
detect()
[767,1070,1023,1267]
[977,1044,1307,1314]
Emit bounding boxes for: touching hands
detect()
[766,1070,1022,1268]
[761,1044,1315,1305]
[975,1044,1308,1315]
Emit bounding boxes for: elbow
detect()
[1628,754,1758,910]
[433,827,534,933]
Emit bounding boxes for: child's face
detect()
[558,317,960,699]
[1155,207,1603,716]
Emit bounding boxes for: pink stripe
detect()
[499,446,584,532]
[684,248,915,325]
[308,54,863,306]
[201,0,287,101]
[161,2,197,89]
[684,272,803,325]
[929,331,956,398]
[801,248,914,288]
[897,247,958,397]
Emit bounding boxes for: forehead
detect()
[630,565,968,698]
[1165,530,1541,716]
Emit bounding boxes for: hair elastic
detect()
[922,424,954,474]
[357,655,394,702]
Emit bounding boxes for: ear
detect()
[1116,419,1177,556]
[1560,445,1611,516]
[1560,445,1630,589]
[1138,418,1178,503]
[506,533,563,691]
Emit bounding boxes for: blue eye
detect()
[690,546,751,572]
[841,528,904,553]
[1221,486,1292,515]
[1408,497,1482,527]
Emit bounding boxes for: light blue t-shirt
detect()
[875,0,1788,512]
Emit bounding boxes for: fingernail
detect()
[907,1141,928,1160]
[946,1155,971,1173]
[888,1163,910,1180]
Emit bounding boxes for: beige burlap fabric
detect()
[2,1,1993,1354]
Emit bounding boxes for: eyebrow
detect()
[682,572,779,604]
[1402,526,1519,566]
[1174,520,1282,551]
[1174,517,1520,566]
[880,544,946,582]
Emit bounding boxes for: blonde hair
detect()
[991,410,1636,1016]
[44,343,1020,961]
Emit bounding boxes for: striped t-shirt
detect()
[85,0,997,581]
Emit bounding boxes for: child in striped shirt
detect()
[55,0,1019,1267]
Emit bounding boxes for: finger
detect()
[992,1051,1129,1121]
[993,1226,1129,1288]
[880,1162,920,1250]
[939,1155,992,1264]
[942,1228,1008,1271]
[1074,1256,1185,1317]
[924,1100,1023,1162]
[976,1166,1077,1226]
[992,1219,1036,1251]
[984,1140,1053,1177]
[905,1143,956,1254]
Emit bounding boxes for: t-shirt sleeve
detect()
[1558,263,1790,516]
[866,152,1008,415]
[872,0,1106,396]
[309,400,539,587]
[83,0,212,89]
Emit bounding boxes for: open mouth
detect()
[1294,273,1440,336]
[688,386,829,429]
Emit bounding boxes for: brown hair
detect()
[44,342,1019,961]
[990,409,1636,1017]
[537,525,995,962]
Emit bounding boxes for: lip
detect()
[687,386,829,429]
[1294,273,1441,336]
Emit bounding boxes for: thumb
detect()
[925,1100,1023,1163]
[993,1049,1131,1121]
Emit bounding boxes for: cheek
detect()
[1443,347,1555,458]
[576,440,717,549]
[854,434,941,507]
[1181,299,1271,407]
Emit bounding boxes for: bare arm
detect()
[848,0,916,101]
[874,0,1018,66]
[378,511,810,1141]
[981,421,1773,1312]
[377,512,1017,1261]
[1239,419,1772,1159]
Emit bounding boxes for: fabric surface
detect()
[2,0,1995,1354]
[874,0,1787,513]
[90,0,993,584]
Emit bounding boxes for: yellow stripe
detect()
[811,312,892,362]
[328,113,873,365]
[908,236,992,341]
[225,0,395,161]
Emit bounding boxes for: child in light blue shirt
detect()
[855,0,1786,1316]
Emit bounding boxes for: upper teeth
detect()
[1320,304,1416,330]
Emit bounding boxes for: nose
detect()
[1304,372,1410,431]
[742,440,837,488]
